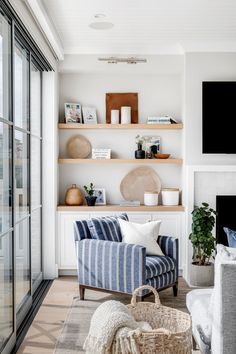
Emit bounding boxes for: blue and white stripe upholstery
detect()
[157,235,179,281]
[146,255,175,279]
[77,239,146,293]
[74,219,91,241]
[74,216,179,296]
[87,213,128,242]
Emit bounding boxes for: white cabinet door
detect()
[58,213,89,270]
[127,213,152,223]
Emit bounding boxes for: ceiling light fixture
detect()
[98,57,147,64]
[89,13,114,30]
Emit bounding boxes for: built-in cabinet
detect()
[57,211,185,274]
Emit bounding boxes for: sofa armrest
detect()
[212,262,236,354]
[76,239,146,294]
[157,235,179,279]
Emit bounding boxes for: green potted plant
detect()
[84,183,97,206]
[189,202,216,286]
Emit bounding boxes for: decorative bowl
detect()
[154,153,170,159]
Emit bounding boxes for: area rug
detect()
[54,280,199,354]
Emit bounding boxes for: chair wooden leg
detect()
[192,335,198,350]
[173,283,178,297]
[79,285,85,300]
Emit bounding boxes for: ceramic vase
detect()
[135,143,145,159]
[65,184,83,205]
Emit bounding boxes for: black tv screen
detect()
[202,81,236,153]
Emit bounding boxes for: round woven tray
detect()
[126,285,192,354]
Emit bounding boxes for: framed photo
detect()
[64,103,82,123]
[94,188,106,205]
[144,136,161,155]
[82,106,97,124]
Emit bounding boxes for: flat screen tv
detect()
[202,81,236,153]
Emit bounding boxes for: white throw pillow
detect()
[118,219,164,256]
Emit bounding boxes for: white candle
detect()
[121,106,131,124]
[111,109,119,124]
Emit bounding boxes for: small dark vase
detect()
[135,143,145,159]
[85,196,97,206]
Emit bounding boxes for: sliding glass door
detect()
[0,1,48,352]
[0,10,14,353]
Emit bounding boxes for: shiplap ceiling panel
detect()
[42,0,236,54]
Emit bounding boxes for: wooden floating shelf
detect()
[57,205,185,212]
[58,123,183,130]
[58,158,183,165]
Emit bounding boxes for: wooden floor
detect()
[17,277,79,354]
[17,277,198,354]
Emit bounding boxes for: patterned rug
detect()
[54,280,200,353]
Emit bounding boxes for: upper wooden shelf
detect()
[57,204,185,212]
[58,123,183,130]
[58,158,183,165]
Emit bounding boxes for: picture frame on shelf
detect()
[144,136,161,156]
[65,103,82,123]
[92,148,111,159]
[82,106,97,124]
[94,188,106,205]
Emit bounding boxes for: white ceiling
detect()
[41,0,236,55]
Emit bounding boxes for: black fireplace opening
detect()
[216,195,236,246]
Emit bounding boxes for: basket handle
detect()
[131,285,161,307]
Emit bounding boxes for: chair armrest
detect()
[157,235,179,278]
[76,239,146,294]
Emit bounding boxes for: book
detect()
[119,200,141,207]
[147,116,178,124]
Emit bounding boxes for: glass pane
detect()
[14,42,29,130]
[15,130,29,221]
[0,13,10,120]
[31,208,41,284]
[15,218,30,310]
[0,123,12,234]
[30,63,41,136]
[31,137,41,209]
[0,232,13,350]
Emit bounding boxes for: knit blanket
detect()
[83,300,152,354]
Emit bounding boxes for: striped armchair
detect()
[74,215,179,300]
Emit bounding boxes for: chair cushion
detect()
[146,255,175,279]
[88,214,128,242]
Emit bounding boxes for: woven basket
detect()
[126,285,192,354]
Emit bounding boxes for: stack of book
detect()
[147,116,178,124]
[119,200,141,207]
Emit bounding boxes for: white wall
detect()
[59,73,182,122]
[185,52,236,165]
[59,72,183,204]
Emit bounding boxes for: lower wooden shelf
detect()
[57,204,185,212]
[58,158,183,165]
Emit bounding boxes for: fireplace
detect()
[216,196,236,245]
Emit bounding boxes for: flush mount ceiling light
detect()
[89,14,114,30]
[98,57,147,64]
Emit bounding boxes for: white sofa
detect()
[186,245,236,354]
